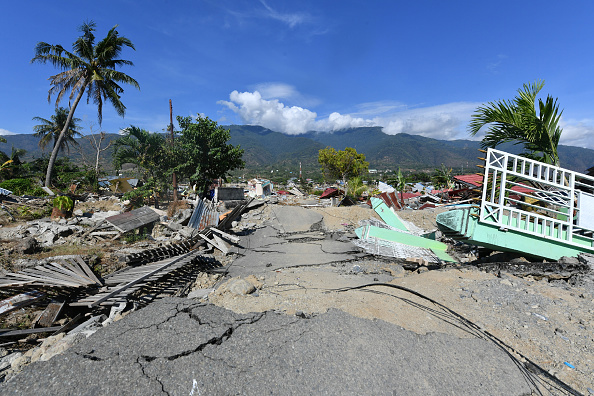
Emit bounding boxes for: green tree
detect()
[318,146,369,186]
[113,126,168,208]
[0,136,5,143]
[32,107,82,154]
[175,115,245,197]
[346,176,368,199]
[32,21,139,187]
[432,164,454,190]
[469,80,563,166]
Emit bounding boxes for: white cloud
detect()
[559,120,594,149]
[219,90,372,135]
[219,90,480,140]
[218,89,594,149]
[375,102,481,141]
[251,82,321,107]
[259,0,310,28]
[0,128,17,136]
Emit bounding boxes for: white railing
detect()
[479,148,594,248]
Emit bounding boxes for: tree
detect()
[469,80,563,166]
[0,136,5,143]
[77,124,114,192]
[32,107,82,154]
[346,176,368,199]
[32,21,139,187]
[113,126,168,208]
[432,164,454,190]
[318,147,369,186]
[175,115,245,197]
[0,147,26,181]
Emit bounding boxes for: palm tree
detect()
[31,21,139,187]
[32,107,82,154]
[469,80,563,167]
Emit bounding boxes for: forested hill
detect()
[225,125,594,173]
[2,125,593,173]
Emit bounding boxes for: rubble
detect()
[0,186,593,393]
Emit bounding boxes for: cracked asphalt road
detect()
[0,299,532,395]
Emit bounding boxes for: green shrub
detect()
[0,178,47,196]
[53,196,74,211]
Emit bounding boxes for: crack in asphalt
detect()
[138,312,266,363]
[136,356,169,396]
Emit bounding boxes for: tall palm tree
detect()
[469,80,563,167]
[32,107,82,154]
[31,21,139,187]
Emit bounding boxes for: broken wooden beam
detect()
[37,302,65,328]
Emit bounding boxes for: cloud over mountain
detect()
[219,89,478,140]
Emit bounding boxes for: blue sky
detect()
[2,0,594,149]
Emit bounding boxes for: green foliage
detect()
[175,116,245,196]
[318,146,369,184]
[53,196,74,211]
[113,126,169,207]
[469,80,563,166]
[31,21,139,186]
[432,164,454,190]
[33,107,82,153]
[16,205,51,220]
[0,178,47,196]
[346,176,368,199]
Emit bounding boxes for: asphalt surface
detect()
[1,299,533,395]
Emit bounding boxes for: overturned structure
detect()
[437,148,594,260]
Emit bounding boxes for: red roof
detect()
[401,192,421,199]
[454,174,483,187]
[510,184,535,194]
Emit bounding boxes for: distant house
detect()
[368,169,378,174]
[453,174,483,189]
[247,178,273,198]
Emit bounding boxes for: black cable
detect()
[332,282,584,396]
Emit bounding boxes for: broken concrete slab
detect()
[266,205,324,233]
[227,226,363,276]
[0,299,533,395]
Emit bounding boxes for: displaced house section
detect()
[437,148,594,260]
[247,178,273,198]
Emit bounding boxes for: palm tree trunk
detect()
[44,84,87,187]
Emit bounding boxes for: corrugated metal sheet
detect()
[188,198,219,231]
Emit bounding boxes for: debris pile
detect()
[0,191,254,381]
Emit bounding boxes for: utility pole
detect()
[170,99,178,202]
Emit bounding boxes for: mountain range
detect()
[1,126,593,174]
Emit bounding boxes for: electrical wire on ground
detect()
[330,283,584,396]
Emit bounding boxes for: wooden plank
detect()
[212,234,230,254]
[51,313,84,335]
[37,302,64,327]
[0,326,62,338]
[88,251,198,307]
[81,220,105,238]
[210,227,240,243]
[1,271,79,287]
[199,234,226,252]
[45,262,93,285]
[72,257,102,285]
[0,291,44,316]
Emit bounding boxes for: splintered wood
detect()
[70,250,202,307]
[0,256,102,288]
